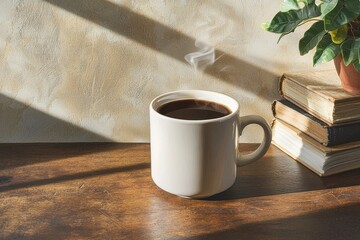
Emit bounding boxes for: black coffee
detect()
[158,99,231,120]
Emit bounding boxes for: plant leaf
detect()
[278,32,290,43]
[299,21,326,55]
[263,11,301,33]
[281,0,300,12]
[324,0,360,31]
[313,34,340,66]
[264,3,321,34]
[341,39,360,66]
[353,61,360,72]
[329,24,348,44]
[298,0,315,5]
[320,0,338,19]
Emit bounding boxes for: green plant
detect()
[263,0,360,72]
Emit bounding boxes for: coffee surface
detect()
[158,99,231,120]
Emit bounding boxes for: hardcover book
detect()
[279,70,360,125]
[271,119,360,177]
[272,99,360,146]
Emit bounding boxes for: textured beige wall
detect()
[0,0,332,143]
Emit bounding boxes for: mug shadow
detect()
[181,202,360,240]
[206,145,360,200]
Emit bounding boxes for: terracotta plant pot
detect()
[334,55,360,95]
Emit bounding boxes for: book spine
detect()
[277,74,336,125]
[271,100,276,116]
[278,75,286,97]
[327,125,360,146]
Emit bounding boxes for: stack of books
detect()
[271,69,360,176]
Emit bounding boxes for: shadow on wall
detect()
[0,93,112,142]
[43,0,280,102]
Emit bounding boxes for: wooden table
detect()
[1,143,360,239]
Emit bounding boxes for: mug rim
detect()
[150,90,239,124]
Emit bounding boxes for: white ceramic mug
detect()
[150,90,272,198]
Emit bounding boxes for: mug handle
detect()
[236,115,272,167]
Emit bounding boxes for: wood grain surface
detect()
[1,143,360,240]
